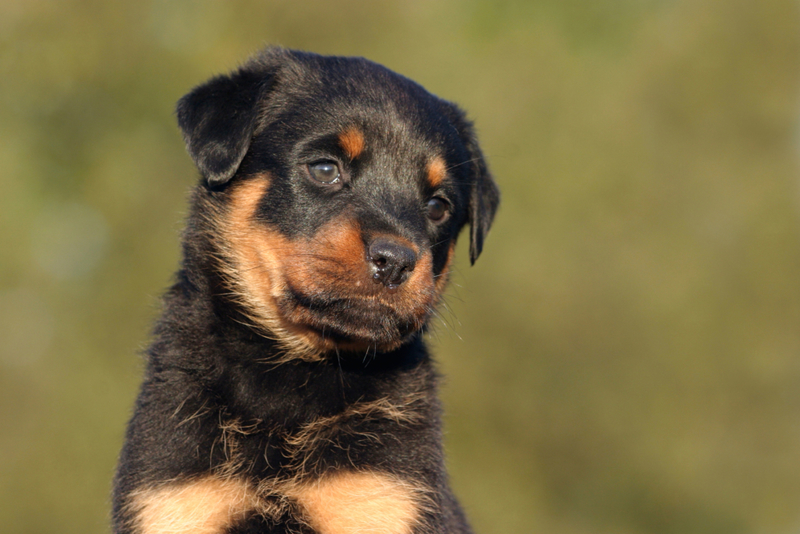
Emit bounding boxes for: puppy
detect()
[113,47,499,534]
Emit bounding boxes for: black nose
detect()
[368,238,417,289]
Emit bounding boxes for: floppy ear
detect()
[466,135,500,265]
[445,105,500,265]
[176,68,273,187]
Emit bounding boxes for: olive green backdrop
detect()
[2,1,800,533]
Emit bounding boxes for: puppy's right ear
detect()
[176,69,273,187]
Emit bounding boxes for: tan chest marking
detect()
[286,470,427,534]
[127,476,259,534]
[128,470,428,534]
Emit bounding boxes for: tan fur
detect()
[285,471,430,534]
[126,477,261,534]
[426,156,447,188]
[338,127,365,160]
[280,216,366,293]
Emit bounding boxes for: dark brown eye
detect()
[308,161,341,184]
[426,198,448,222]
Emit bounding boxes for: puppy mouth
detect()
[277,285,427,348]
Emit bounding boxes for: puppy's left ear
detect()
[176,68,273,187]
[445,105,500,265]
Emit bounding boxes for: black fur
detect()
[113,48,499,534]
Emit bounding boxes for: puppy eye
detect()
[307,161,341,184]
[426,198,449,222]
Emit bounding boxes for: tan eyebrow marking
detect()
[338,127,365,160]
[426,156,447,188]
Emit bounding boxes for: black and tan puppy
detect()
[113,47,499,534]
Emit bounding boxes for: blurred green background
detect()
[2,0,800,532]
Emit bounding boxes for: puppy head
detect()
[178,48,499,359]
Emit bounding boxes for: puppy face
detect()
[178,49,499,358]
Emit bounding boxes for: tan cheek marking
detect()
[286,471,424,534]
[223,176,286,309]
[284,216,366,292]
[338,127,365,160]
[127,477,258,534]
[319,218,366,269]
[426,156,447,188]
[215,176,329,359]
[403,251,433,299]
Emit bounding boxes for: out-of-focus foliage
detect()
[2,1,800,532]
